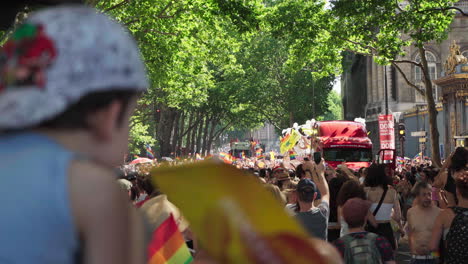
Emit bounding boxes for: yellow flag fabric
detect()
[280,129,301,154]
[151,162,327,264]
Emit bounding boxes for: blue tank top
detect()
[0,132,79,263]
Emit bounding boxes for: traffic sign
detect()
[411,131,426,137]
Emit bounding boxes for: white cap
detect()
[0,5,148,129]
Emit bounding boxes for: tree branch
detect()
[144,29,178,36]
[338,36,379,55]
[212,122,233,140]
[421,6,468,17]
[391,61,426,96]
[393,59,422,67]
[104,0,131,12]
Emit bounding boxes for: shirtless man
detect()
[407,182,441,264]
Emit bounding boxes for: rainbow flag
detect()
[146,144,155,159]
[257,154,265,160]
[255,148,262,157]
[148,214,193,264]
[280,129,301,154]
[396,156,404,165]
[413,152,422,162]
[289,151,296,160]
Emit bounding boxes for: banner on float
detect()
[378,114,395,160]
[151,162,329,264]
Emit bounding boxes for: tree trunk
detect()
[189,113,199,154]
[156,107,176,158]
[289,111,294,127]
[175,111,185,156]
[171,111,181,156]
[185,113,194,156]
[201,116,211,155]
[419,46,441,167]
[206,119,217,154]
[195,115,205,154]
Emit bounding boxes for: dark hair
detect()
[456,171,468,200]
[346,211,367,229]
[38,90,138,129]
[422,168,437,183]
[364,164,391,189]
[451,147,468,172]
[259,169,266,178]
[328,176,348,222]
[296,164,305,179]
[337,180,366,207]
[297,188,315,203]
[411,181,431,197]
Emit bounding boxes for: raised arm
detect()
[313,159,330,203]
[340,163,359,182]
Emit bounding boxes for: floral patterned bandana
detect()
[0,5,148,129]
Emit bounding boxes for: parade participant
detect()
[292,160,330,240]
[336,180,372,237]
[434,147,468,207]
[333,198,396,264]
[406,182,441,263]
[358,167,368,184]
[328,169,348,242]
[0,6,148,264]
[431,171,468,264]
[364,164,402,250]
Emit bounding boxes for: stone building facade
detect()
[341,2,468,158]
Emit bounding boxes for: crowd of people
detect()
[1,4,467,264]
[118,146,468,264]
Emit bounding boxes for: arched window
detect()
[462,50,468,59]
[414,51,437,82]
[413,51,439,102]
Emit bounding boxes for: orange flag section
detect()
[148,214,193,264]
[151,161,328,264]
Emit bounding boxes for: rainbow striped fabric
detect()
[148,214,193,264]
[146,144,155,159]
[289,151,296,160]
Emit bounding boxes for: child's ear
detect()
[87,100,122,142]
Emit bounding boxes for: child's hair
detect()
[38,90,138,130]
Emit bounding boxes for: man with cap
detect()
[0,5,147,264]
[333,198,396,264]
[292,160,330,240]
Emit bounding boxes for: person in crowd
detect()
[406,182,441,264]
[397,171,415,220]
[358,167,368,184]
[0,6,147,264]
[265,184,287,205]
[431,170,468,264]
[333,198,396,264]
[292,160,330,240]
[337,180,372,237]
[364,164,402,250]
[117,178,133,198]
[328,169,348,242]
[434,147,468,207]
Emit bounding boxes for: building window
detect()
[414,51,437,81]
[414,51,439,101]
[462,50,468,59]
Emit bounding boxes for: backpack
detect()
[341,232,382,264]
[446,207,468,263]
